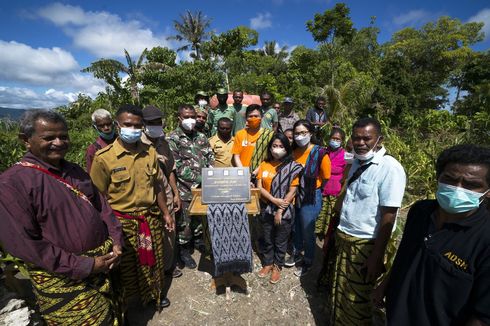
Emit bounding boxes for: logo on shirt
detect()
[443,251,468,271]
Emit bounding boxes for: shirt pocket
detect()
[110,171,131,193]
[356,179,374,199]
[145,166,158,187]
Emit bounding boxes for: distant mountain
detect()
[0,107,29,120]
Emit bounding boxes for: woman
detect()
[232,104,274,173]
[256,133,303,284]
[315,127,347,238]
[292,119,331,277]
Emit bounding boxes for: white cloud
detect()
[250,12,273,30]
[0,40,78,85]
[37,2,171,57]
[0,86,80,109]
[393,9,432,27]
[468,8,490,40]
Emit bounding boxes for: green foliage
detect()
[306,3,355,44]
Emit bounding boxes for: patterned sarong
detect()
[206,203,252,276]
[116,207,165,305]
[249,128,274,173]
[27,238,121,326]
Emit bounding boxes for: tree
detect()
[82,48,167,105]
[259,41,289,61]
[168,10,212,60]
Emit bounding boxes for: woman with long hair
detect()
[291,119,331,277]
[256,133,303,283]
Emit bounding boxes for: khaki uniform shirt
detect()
[208,135,234,167]
[90,138,163,213]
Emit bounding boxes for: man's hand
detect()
[274,210,282,225]
[163,213,175,232]
[371,278,388,309]
[363,252,385,283]
[92,253,118,274]
[173,195,182,212]
[109,245,122,269]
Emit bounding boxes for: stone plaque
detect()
[201,167,250,204]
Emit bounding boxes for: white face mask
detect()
[353,137,380,161]
[271,148,287,160]
[145,125,164,138]
[198,99,207,107]
[294,134,311,147]
[344,151,355,164]
[181,118,196,131]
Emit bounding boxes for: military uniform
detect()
[232,104,247,135]
[167,127,214,245]
[207,104,236,137]
[90,139,166,305]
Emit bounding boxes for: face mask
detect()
[344,152,355,164]
[195,120,205,129]
[294,134,311,147]
[198,99,207,107]
[97,128,115,140]
[119,127,141,144]
[353,137,380,161]
[181,118,196,131]
[329,139,342,149]
[145,125,164,138]
[247,117,261,129]
[271,148,287,160]
[436,182,489,214]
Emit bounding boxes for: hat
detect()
[196,90,208,97]
[283,97,293,103]
[142,105,162,121]
[217,88,228,95]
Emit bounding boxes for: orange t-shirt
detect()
[293,145,331,188]
[257,161,300,194]
[231,128,262,167]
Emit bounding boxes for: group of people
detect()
[0,89,489,326]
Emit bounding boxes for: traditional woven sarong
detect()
[206,203,252,276]
[116,207,165,305]
[315,195,337,236]
[27,238,121,326]
[326,231,376,326]
[249,128,274,173]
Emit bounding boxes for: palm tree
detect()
[260,41,289,61]
[168,10,212,60]
[82,49,166,104]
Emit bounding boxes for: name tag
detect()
[111,167,126,173]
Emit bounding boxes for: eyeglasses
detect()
[294,131,310,136]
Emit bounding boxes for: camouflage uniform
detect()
[207,104,236,137]
[167,126,214,245]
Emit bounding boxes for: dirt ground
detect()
[126,243,329,326]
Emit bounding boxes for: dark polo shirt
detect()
[386,200,490,325]
[0,153,124,280]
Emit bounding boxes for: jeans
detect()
[260,213,293,266]
[294,188,323,265]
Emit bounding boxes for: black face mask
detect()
[195,121,205,129]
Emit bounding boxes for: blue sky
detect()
[0,0,489,109]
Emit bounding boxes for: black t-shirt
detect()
[386,200,490,326]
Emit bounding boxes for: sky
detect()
[0,0,489,109]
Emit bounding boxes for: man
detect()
[167,104,214,269]
[374,144,490,326]
[141,105,183,279]
[231,90,247,136]
[273,102,281,115]
[195,107,209,136]
[207,88,235,137]
[0,110,124,325]
[305,96,328,139]
[85,108,117,173]
[327,117,406,325]
[278,97,300,132]
[260,91,278,132]
[194,90,210,110]
[90,104,174,310]
[209,117,234,167]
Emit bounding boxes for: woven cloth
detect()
[207,203,252,276]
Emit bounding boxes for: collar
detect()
[113,138,146,157]
[140,132,156,146]
[216,135,234,144]
[370,146,387,164]
[23,152,73,174]
[434,202,489,229]
[176,126,196,139]
[217,104,228,111]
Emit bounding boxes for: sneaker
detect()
[258,265,273,278]
[284,254,295,267]
[180,249,197,269]
[294,264,311,277]
[158,297,170,309]
[270,265,281,284]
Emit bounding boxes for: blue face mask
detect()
[436,182,489,214]
[119,127,142,144]
[97,128,115,140]
[329,139,342,149]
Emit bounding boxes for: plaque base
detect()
[187,188,261,216]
